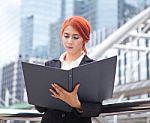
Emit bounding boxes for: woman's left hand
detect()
[49,83,81,109]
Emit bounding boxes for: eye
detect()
[73,36,80,40]
[64,35,69,38]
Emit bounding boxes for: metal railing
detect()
[0,109,42,122]
[89,6,150,60]
[1,98,150,122]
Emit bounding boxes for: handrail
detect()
[1,98,150,121]
[0,109,42,121]
[102,98,150,116]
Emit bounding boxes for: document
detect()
[21,56,117,112]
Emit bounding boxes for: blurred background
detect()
[0,0,150,123]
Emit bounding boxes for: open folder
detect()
[21,56,117,112]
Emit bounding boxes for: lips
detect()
[66,46,73,49]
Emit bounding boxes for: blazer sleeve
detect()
[73,102,103,117]
[35,105,47,113]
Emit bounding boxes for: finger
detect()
[49,89,58,96]
[51,94,57,98]
[53,83,65,93]
[49,89,60,99]
[73,84,80,94]
[52,84,65,96]
[51,84,61,93]
[54,87,61,95]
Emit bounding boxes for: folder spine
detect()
[68,70,73,92]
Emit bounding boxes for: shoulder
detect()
[80,55,95,65]
[45,58,61,68]
[45,59,59,65]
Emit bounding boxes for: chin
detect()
[66,49,73,53]
[67,51,74,54]
[66,50,75,55]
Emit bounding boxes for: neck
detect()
[65,52,83,63]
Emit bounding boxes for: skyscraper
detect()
[118,0,150,27]
[86,0,118,53]
[64,0,97,30]
[19,16,33,60]
[1,58,25,106]
[96,0,118,30]
[20,0,62,60]
[49,19,63,59]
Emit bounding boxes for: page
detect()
[22,62,72,112]
[72,56,117,102]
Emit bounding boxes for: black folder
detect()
[21,56,117,112]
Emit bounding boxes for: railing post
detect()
[0,120,4,123]
[113,115,118,123]
[147,117,150,123]
[94,116,108,123]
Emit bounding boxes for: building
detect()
[49,19,63,59]
[32,45,48,59]
[118,0,150,27]
[96,0,118,30]
[21,0,62,60]
[73,0,97,30]
[1,59,25,106]
[19,16,33,60]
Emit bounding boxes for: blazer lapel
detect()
[53,60,61,68]
[79,55,94,65]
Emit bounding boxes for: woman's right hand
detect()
[49,83,82,110]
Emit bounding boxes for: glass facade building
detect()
[1,59,25,106]
[96,0,118,30]
[20,0,62,60]
[19,16,33,60]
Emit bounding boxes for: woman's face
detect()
[62,26,84,55]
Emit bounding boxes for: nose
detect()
[67,37,72,43]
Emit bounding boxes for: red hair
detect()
[61,16,91,54]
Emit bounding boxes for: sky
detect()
[0,0,21,68]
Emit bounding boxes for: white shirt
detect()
[59,52,85,70]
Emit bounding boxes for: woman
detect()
[36,16,102,123]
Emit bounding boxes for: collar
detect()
[59,52,86,70]
[48,54,94,68]
[59,52,85,63]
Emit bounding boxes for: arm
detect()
[35,105,47,113]
[73,102,103,117]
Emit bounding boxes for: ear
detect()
[82,43,87,54]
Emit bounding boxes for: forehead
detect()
[63,26,79,35]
